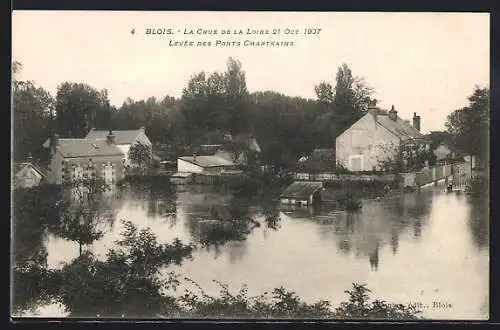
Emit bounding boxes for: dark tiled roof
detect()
[205,131,261,152]
[55,139,124,158]
[296,149,335,172]
[85,129,145,145]
[280,181,323,199]
[376,114,424,140]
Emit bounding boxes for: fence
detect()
[412,162,470,188]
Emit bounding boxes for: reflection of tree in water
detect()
[390,228,399,255]
[227,241,248,264]
[177,188,266,248]
[326,192,432,271]
[124,180,178,226]
[369,242,379,271]
[261,201,282,231]
[467,196,489,250]
[12,185,65,314]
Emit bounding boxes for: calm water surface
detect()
[16,182,489,320]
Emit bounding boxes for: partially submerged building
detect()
[280,181,324,207]
[43,133,126,185]
[336,106,430,172]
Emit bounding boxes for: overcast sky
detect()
[12,11,489,133]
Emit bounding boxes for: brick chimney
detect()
[26,153,33,163]
[192,153,197,162]
[413,112,421,131]
[388,105,398,121]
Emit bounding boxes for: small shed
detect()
[14,161,48,189]
[280,181,323,207]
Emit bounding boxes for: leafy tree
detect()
[55,82,112,138]
[314,82,334,105]
[312,64,377,153]
[113,96,179,144]
[333,63,377,113]
[12,61,55,162]
[129,142,152,171]
[54,220,194,317]
[445,86,489,165]
[57,177,113,256]
[376,142,433,174]
[224,57,250,134]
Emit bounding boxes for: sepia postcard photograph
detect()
[10,10,490,321]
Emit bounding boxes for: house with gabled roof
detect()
[43,132,126,185]
[13,156,48,189]
[85,127,152,167]
[177,154,238,175]
[335,105,431,172]
[199,131,262,167]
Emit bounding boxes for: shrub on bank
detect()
[173,280,422,319]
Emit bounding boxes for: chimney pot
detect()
[413,112,421,131]
[388,105,398,121]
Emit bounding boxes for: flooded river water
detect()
[12,181,489,320]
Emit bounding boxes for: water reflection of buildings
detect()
[286,192,432,271]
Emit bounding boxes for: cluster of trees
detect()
[12,58,489,173]
[12,59,375,172]
[445,86,490,167]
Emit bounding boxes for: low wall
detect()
[294,172,396,183]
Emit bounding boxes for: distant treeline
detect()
[12,59,489,172]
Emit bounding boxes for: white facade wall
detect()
[336,113,400,172]
[15,166,43,188]
[116,144,131,165]
[177,159,204,173]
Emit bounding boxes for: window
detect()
[348,155,364,172]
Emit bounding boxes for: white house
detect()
[336,106,429,172]
[177,155,237,175]
[85,127,152,167]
